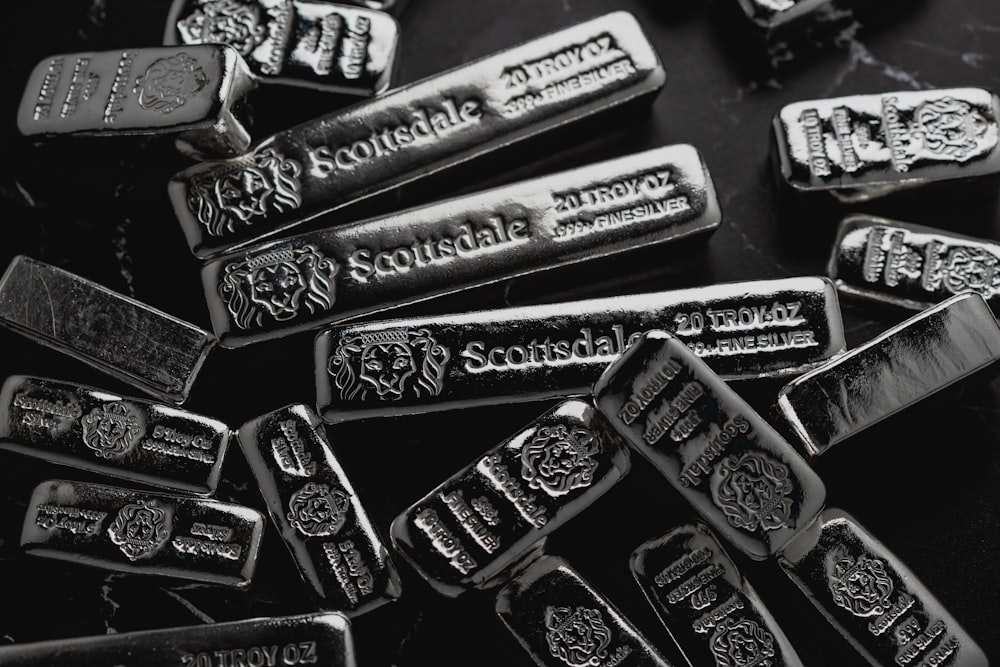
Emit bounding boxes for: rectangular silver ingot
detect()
[828,215,1000,312]
[776,293,1000,458]
[17,45,255,159]
[170,11,666,258]
[496,555,675,667]
[0,612,356,667]
[390,400,629,597]
[630,522,804,667]
[0,375,230,496]
[0,256,215,405]
[202,144,719,347]
[594,330,826,560]
[165,1,399,96]
[316,277,845,424]
[778,509,988,667]
[772,88,1000,203]
[237,403,402,614]
[21,479,264,587]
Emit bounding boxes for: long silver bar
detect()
[772,88,1000,203]
[496,555,675,667]
[17,45,256,159]
[165,1,399,95]
[0,375,230,496]
[21,479,264,587]
[237,403,402,614]
[171,11,666,258]
[316,277,844,424]
[778,508,988,667]
[775,293,1000,458]
[390,400,629,597]
[0,613,356,667]
[829,215,1000,312]
[631,522,804,667]
[594,330,826,560]
[0,256,215,405]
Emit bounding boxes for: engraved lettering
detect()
[413,508,477,574]
[33,58,64,120]
[477,453,549,528]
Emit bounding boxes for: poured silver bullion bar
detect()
[496,555,675,667]
[203,144,719,346]
[316,277,844,424]
[165,0,399,95]
[594,330,826,560]
[0,256,215,405]
[237,404,402,614]
[776,293,1000,458]
[17,44,255,159]
[21,479,264,587]
[736,0,838,34]
[171,11,666,257]
[778,509,988,667]
[829,215,1000,312]
[0,375,230,496]
[0,612,356,667]
[390,400,629,597]
[630,522,804,667]
[772,88,1000,203]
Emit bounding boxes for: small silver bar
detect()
[17,45,255,159]
[778,508,988,667]
[0,375,230,496]
[0,256,215,405]
[736,0,839,36]
[21,479,264,587]
[828,215,1000,312]
[594,330,826,560]
[171,11,666,257]
[775,293,1000,458]
[237,403,402,615]
[0,612,356,667]
[390,400,629,597]
[631,522,804,667]
[496,555,675,667]
[316,277,844,424]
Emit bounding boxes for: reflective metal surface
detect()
[594,330,826,560]
[237,403,402,615]
[0,375,230,496]
[345,0,405,12]
[736,0,839,33]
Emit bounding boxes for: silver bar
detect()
[594,330,826,560]
[237,403,402,614]
[775,293,1000,458]
[828,214,1000,312]
[170,11,667,258]
[164,1,399,96]
[0,256,215,405]
[736,0,839,34]
[496,555,675,667]
[21,479,264,587]
[631,522,804,667]
[0,375,230,496]
[390,400,629,597]
[316,277,845,424]
[772,88,1000,203]
[778,508,988,667]
[0,613,356,667]
[16,45,256,160]
[344,0,406,13]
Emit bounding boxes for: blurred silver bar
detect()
[316,277,844,424]
[776,293,1000,458]
[736,0,838,35]
[170,11,667,258]
[594,330,826,560]
[0,256,215,405]
[779,509,988,667]
[345,0,406,12]
[0,375,230,496]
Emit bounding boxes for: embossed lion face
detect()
[916,98,989,159]
[360,342,416,397]
[214,166,274,221]
[726,629,760,662]
[135,54,207,114]
[558,616,597,657]
[249,262,307,320]
[842,567,882,607]
[947,248,999,292]
[538,440,588,483]
[730,466,778,512]
[299,493,339,525]
[124,507,161,541]
[203,10,259,53]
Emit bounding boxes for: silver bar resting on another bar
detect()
[170,11,666,258]
[775,293,1000,458]
[0,256,215,405]
[0,375,230,496]
[779,508,988,667]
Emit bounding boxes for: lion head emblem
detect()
[287,482,350,537]
[710,618,776,667]
[520,425,601,497]
[544,606,613,667]
[827,550,895,618]
[329,328,451,401]
[81,401,145,459]
[945,247,1000,295]
[176,0,266,56]
[133,52,208,114]
[711,452,794,533]
[912,97,991,161]
[107,499,172,561]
